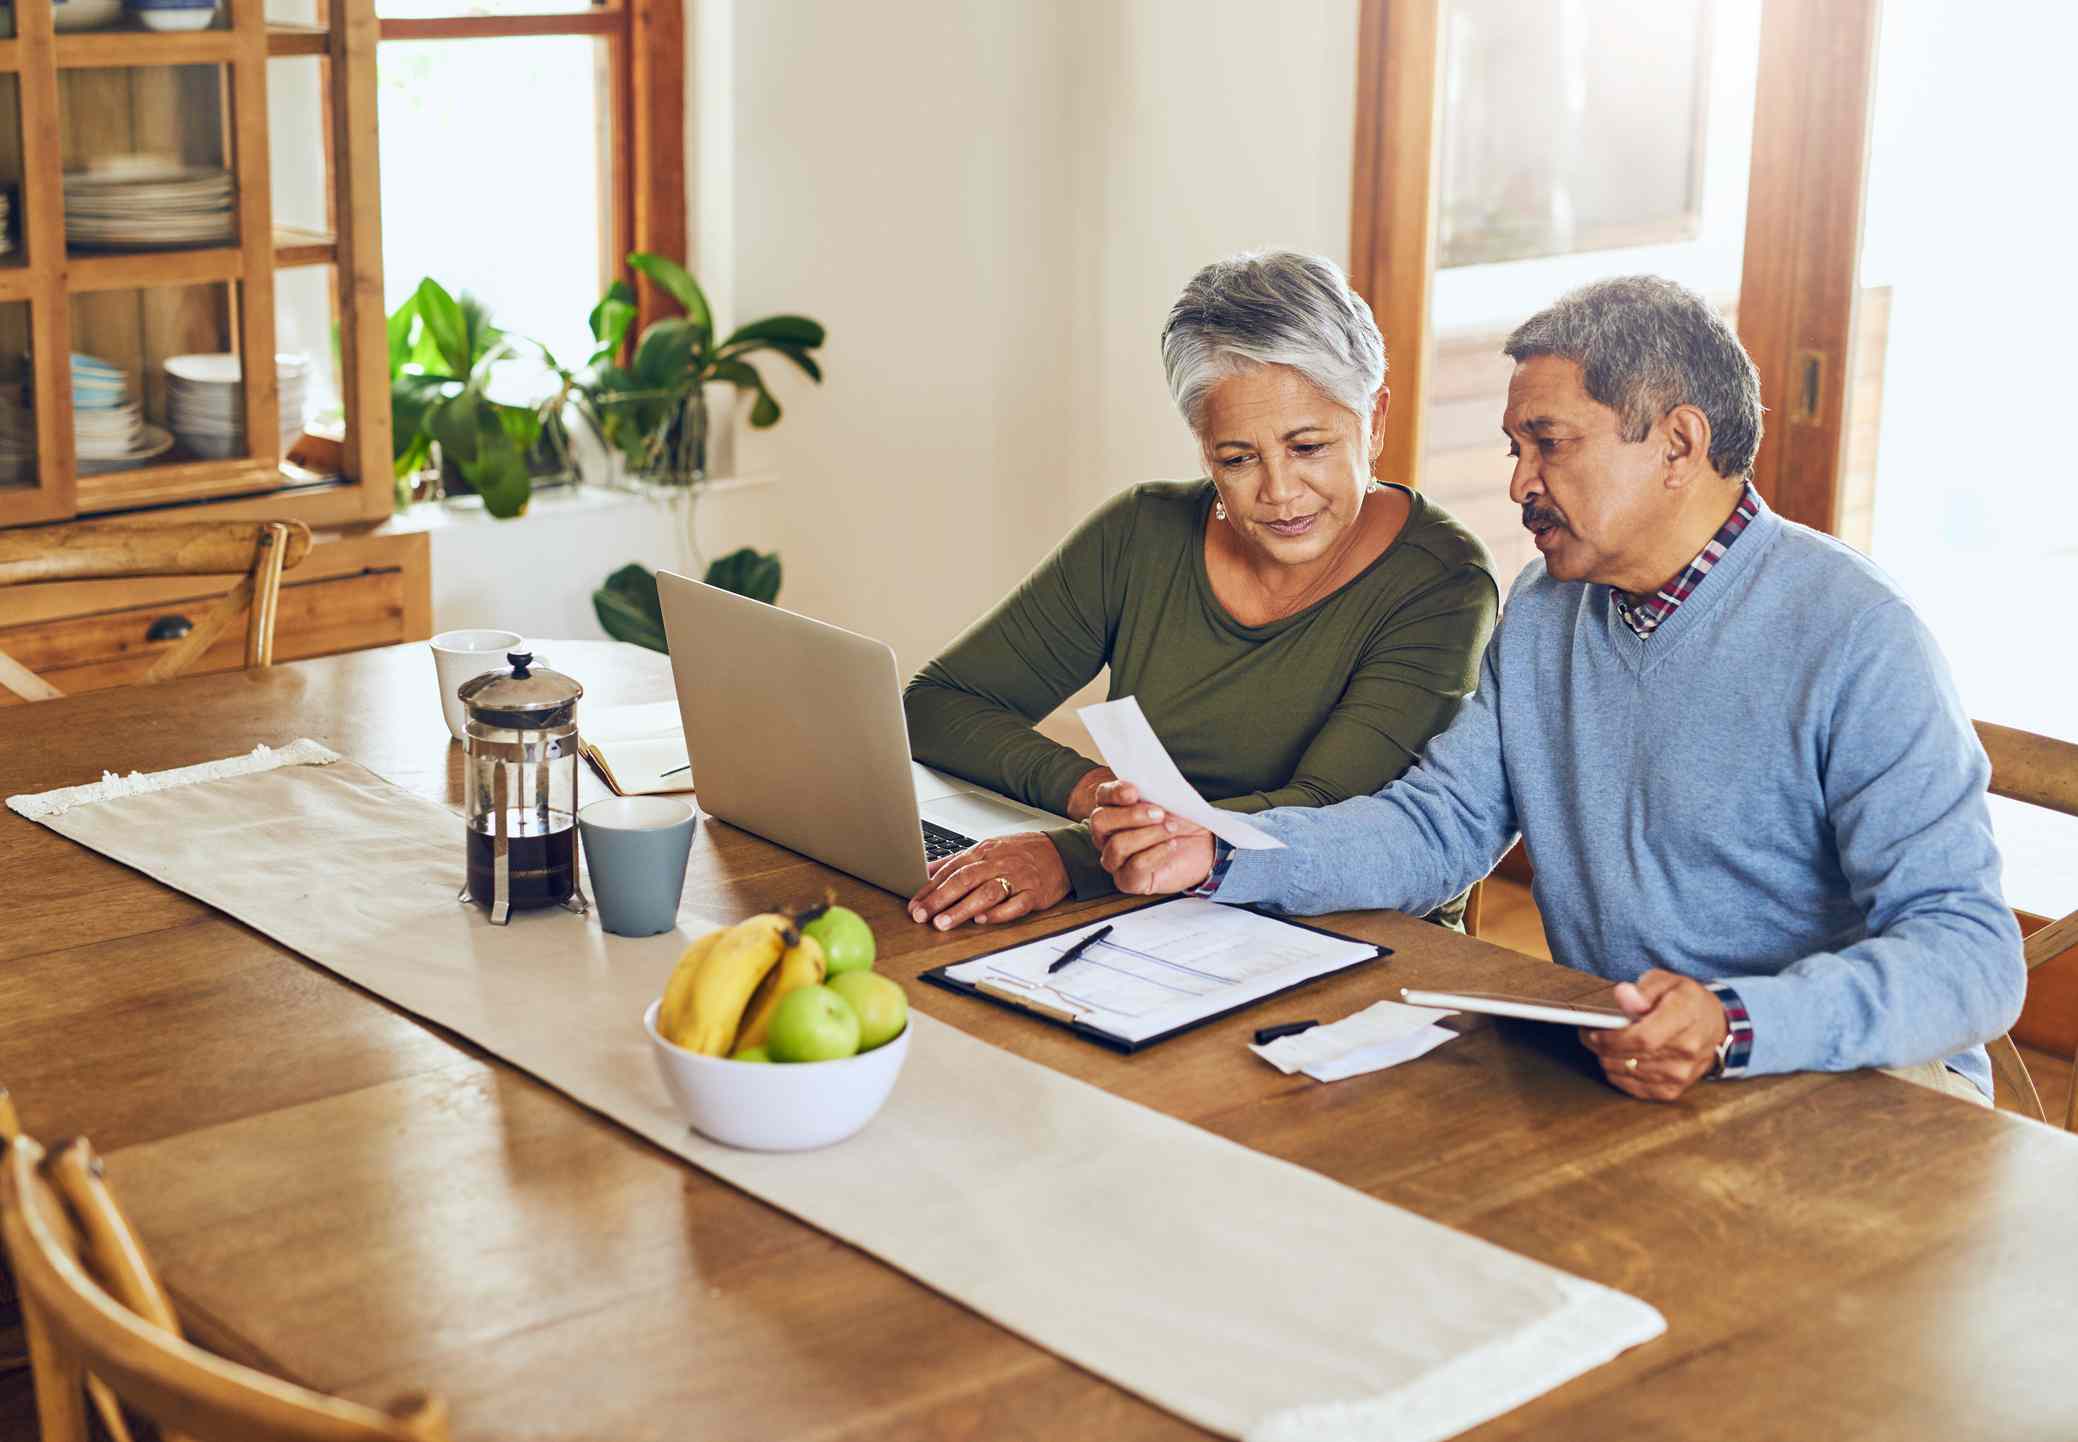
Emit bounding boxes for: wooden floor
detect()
[1479,876,2072,1121]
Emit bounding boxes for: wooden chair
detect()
[1976,722,2078,1127]
[0,1100,450,1442]
[0,520,314,703]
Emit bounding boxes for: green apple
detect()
[730,1044,771,1063]
[765,985,862,1063]
[828,971,907,1052]
[801,904,876,977]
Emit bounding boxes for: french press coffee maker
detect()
[456,653,589,924]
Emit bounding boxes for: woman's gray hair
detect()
[1161,251,1387,436]
[1503,276,1764,480]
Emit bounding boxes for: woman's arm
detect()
[904,489,1140,815]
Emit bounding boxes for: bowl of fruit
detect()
[645,903,911,1152]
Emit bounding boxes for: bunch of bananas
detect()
[657,911,828,1056]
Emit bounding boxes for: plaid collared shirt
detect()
[1613,484,1761,639]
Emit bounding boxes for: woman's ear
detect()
[1368,386,1392,463]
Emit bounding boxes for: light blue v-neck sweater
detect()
[1210,496,2024,1094]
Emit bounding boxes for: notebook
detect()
[580,701,693,797]
[922,898,1387,1052]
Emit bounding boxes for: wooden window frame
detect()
[372,0,685,335]
[1348,0,1882,534]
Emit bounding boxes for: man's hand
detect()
[1580,969,1729,1102]
[1087,780,1215,895]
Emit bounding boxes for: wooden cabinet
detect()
[0,527,429,704]
[0,0,404,692]
[0,0,389,529]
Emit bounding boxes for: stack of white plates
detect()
[66,352,174,475]
[65,156,236,251]
[165,352,307,459]
[0,190,13,258]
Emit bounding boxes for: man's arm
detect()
[1724,600,2025,1076]
[1151,627,1520,915]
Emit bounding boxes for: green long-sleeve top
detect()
[904,479,1499,905]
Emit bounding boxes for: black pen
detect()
[1047,923,1113,974]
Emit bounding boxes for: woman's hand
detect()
[1064,765,1119,821]
[1088,781,1216,894]
[907,831,1071,931]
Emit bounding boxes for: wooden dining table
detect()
[3,638,2075,1441]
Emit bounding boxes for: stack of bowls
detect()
[70,353,173,475]
[164,352,307,459]
[126,0,220,31]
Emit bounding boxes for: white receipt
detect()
[1250,999,1461,1082]
[1076,697,1285,851]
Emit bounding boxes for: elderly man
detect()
[1090,275,2024,1104]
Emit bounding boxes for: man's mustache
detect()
[1522,501,1564,531]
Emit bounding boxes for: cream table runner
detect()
[10,744,1664,1442]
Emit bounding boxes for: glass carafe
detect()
[456,653,588,923]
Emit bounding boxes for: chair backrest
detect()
[1975,721,2078,1126]
[0,1132,450,1442]
[0,520,314,703]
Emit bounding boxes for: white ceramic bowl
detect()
[643,998,909,1152]
[135,8,219,29]
[53,0,124,31]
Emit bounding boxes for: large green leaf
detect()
[628,252,713,337]
[721,315,825,349]
[632,318,700,387]
[448,402,530,517]
[413,278,471,378]
[393,429,433,481]
[386,294,418,377]
[427,388,483,465]
[592,563,669,652]
[708,358,780,428]
[458,292,503,374]
[493,401,543,454]
[589,279,636,342]
[391,372,452,465]
[705,546,782,604]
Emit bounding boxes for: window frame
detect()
[368,0,685,337]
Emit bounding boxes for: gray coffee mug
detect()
[579,797,697,937]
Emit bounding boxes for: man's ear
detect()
[1661,404,1714,490]
[1368,386,1392,464]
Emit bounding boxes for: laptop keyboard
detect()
[921,819,978,862]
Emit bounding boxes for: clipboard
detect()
[920,900,1390,1054]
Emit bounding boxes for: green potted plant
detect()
[389,278,571,519]
[577,252,826,487]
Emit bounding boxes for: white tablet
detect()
[1399,988,1630,1030]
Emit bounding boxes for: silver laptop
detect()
[656,572,1070,895]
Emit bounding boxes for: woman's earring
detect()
[1214,499,1228,522]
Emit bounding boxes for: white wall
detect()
[704,0,1359,677]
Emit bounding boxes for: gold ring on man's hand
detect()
[997,876,1014,901]
[1625,1057,1639,1072]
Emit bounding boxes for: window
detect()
[269,0,682,418]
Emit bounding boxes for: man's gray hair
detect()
[1161,251,1387,436]
[1504,276,1764,480]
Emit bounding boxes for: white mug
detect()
[430,628,530,741]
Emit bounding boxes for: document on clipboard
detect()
[923,898,1384,1050]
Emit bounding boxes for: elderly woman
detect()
[901,250,1498,931]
